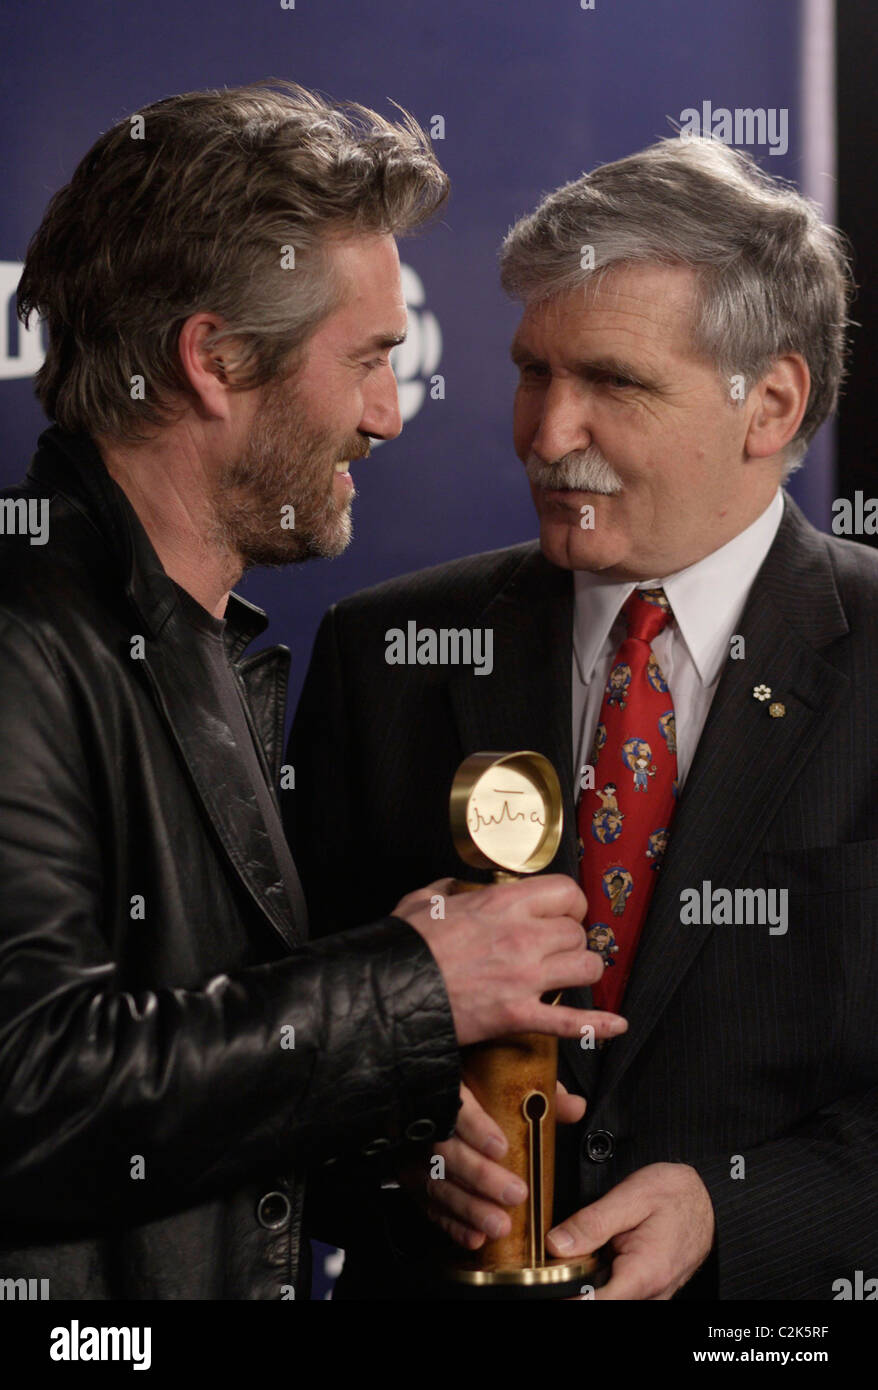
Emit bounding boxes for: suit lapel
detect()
[447,546,578,868]
[593,497,850,1108]
[446,545,600,1096]
[238,643,292,791]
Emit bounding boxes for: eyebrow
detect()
[509,343,658,389]
[353,331,407,354]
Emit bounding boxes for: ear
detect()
[176,313,241,421]
[744,353,810,460]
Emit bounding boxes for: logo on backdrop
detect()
[0,262,45,380]
[386,263,442,435]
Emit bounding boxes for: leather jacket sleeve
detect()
[0,611,461,1229]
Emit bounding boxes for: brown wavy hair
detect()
[18,80,449,442]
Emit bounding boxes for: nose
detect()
[527,379,592,465]
[361,368,403,443]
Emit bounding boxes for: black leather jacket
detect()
[0,426,460,1299]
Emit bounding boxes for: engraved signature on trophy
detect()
[468,787,547,834]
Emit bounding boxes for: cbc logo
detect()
[383,263,442,440]
[0,262,45,380]
[0,260,443,414]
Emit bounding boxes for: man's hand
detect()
[396,875,627,1047]
[546,1162,715,1299]
[399,1080,592,1248]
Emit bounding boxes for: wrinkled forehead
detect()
[513,262,700,361]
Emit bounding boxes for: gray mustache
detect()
[525,449,624,495]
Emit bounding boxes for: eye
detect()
[518,362,549,380]
[600,373,638,390]
[363,356,390,371]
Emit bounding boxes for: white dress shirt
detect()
[572,490,784,791]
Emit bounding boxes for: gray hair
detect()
[499,136,853,477]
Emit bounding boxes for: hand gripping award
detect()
[443,751,603,1298]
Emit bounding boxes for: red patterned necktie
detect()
[577,587,679,1013]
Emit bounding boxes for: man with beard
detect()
[288,137,878,1300]
[0,82,613,1301]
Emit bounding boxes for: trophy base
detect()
[443,1256,601,1300]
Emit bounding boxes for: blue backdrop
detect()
[0,0,828,1296]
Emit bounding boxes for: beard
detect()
[525,445,624,495]
[207,366,369,570]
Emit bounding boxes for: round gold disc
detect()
[449,751,563,875]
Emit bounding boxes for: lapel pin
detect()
[753,684,771,701]
[769,702,786,718]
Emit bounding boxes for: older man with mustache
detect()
[289,136,878,1301]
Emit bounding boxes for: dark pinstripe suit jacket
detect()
[286,491,878,1300]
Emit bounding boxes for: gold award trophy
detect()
[445,751,600,1298]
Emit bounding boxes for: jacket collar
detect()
[26,425,306,951]
[572,489,785,690]
[26,425,269,661]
